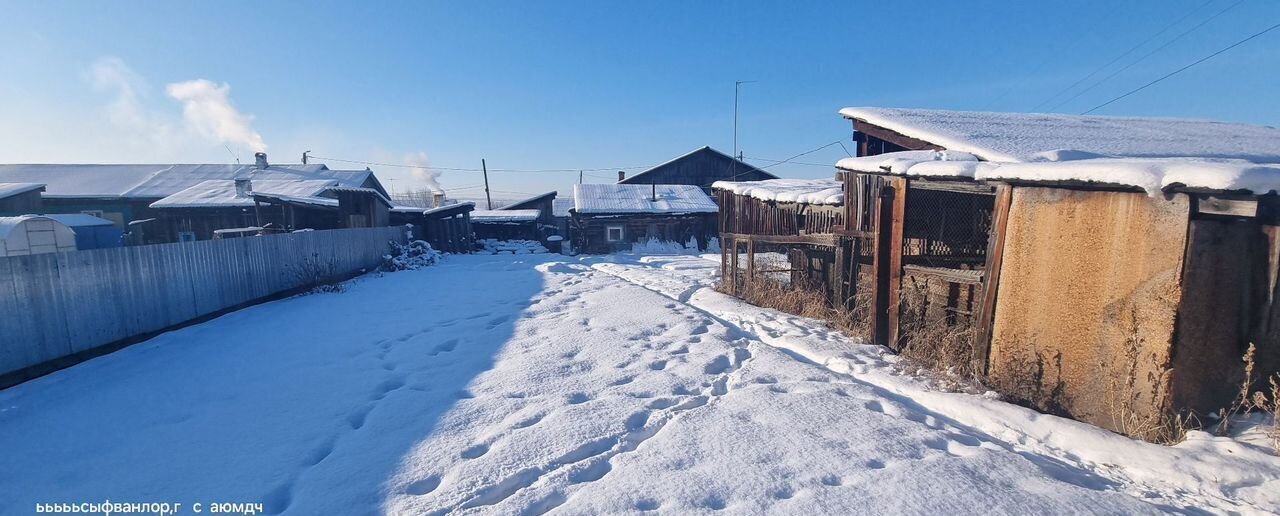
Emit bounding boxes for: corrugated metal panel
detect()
[0,226,405,377]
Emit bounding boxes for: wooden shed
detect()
[571,184,718,254]
[619,146,777,194]
[471,210,542,241]
[720,106,1280,439]
[391,201,475,254]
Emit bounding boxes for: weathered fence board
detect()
[0,227,405,382]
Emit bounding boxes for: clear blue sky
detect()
[2,0,1278,200]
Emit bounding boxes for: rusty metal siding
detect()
[987,188,1190,430]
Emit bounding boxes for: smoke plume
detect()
[403,152,444,193]
[166,79,267,152]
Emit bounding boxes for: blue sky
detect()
[2,0,1278,200]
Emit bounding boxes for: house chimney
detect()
[254,152,269,169]
[617,171,626,182]
[651,183,657,202]
[235,179,253,198]
[432,192,446,208]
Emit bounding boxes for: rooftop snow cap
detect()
[254,152,269,169]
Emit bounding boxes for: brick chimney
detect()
[254,152,269,169]
[617,171,626,182]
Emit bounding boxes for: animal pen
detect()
[718,153,1280,439]
[715,175,996,358]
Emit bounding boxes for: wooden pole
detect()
[482,158,492,210]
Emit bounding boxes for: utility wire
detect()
[744,156,836,168]
[1082,19,1280,114]
[308,154,655,174]
[758,140,845,169]
[1049,0,1247,112]
[1030,0,1217,111]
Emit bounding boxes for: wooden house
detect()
[0,183,45,216]
[718,106,1280,438]
[619,146,777,194]
[328,186,393,228]
[571,184,718,254]
[150,179,344,241]
[0,153,387,232]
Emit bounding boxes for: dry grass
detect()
[1216,343,1280,449]
[716,266,870,341]
[894,277,982,390]
[1105,307,1190,444]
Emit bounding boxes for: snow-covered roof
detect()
[836,150,1280,196]
[839,107,1280,164]
[42,213,116,227]
[252,192,340,208]
[150,179,338,209]
[0,182,45,198]
[471,209,540,223]
[711,178,845,205]
[0,164,373,199]
[573,184,718,215]
[551,198,575,218]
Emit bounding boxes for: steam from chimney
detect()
[166,79,267,153]
[403,152,444,194]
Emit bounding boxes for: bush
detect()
[381,240,443,271]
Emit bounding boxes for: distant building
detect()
[0,183,45,216]
[0,153,387,233]
[618,146,777,194]
[471,210,542,242]
[570,184,718,254]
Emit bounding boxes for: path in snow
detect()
[0,254,1276,515]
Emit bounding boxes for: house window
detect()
[606,225,624,242]
[177,231,197,242]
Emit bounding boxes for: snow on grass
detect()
[0,254,1276,515]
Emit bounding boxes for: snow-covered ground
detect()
[1,254,1278,515]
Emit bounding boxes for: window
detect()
[606,225,623,242]
[177,231,197,242]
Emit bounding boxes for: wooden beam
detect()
[718,232,842,247]
[886,177,907,351]
[1195,195,1258,218]
[853,120,945,153]
[870,187,893,347]
[973,184,1013,376]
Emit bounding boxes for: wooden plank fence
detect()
[0,226,407,384]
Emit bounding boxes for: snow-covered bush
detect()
[381,240,444,271]
[477,239,547,255]
[629,237,713,255]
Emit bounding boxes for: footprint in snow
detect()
[403,475,441,496]
[460,444,489,459]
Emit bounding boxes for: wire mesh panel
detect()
[902,184,995,268]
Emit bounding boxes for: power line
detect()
[308,154,656,174]
[1049,0,1246,112]
[743,156,835,168]
[1030,0,1217,111]
[1082,19,1280,114]
[758,140,845,169]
